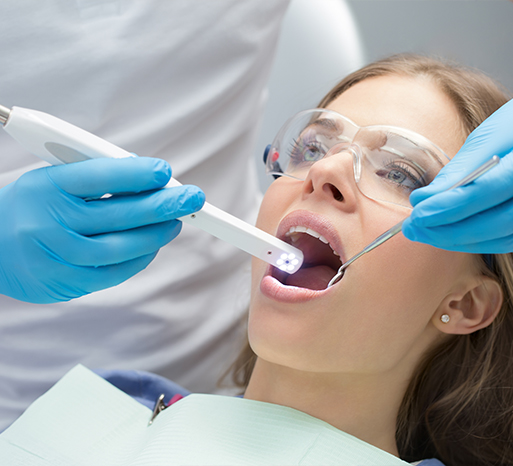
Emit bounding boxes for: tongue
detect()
[284,265,336,290]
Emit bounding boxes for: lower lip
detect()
[259,265,334,303]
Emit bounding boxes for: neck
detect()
[244,358,410,456]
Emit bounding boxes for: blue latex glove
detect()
[402,99,513,253]
[0,157,205,303]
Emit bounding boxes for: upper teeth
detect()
[285,226,340,256]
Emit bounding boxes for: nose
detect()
[301,144,360,211]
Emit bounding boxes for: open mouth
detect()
[272,226,343,291]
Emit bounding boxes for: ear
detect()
[433,276,503,335]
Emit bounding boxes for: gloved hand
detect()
[0,157,205,303]
[402,98,513,253]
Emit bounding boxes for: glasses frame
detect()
[266,108,451,208]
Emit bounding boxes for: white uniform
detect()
[0,0,363,431]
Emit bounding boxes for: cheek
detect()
[316,244,464,373]
[350,234,466,333]
[355,202,459,306]
[254,180,295,233]
[326,239,468,372]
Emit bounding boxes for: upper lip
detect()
[276,209,346,263]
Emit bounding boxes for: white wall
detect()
[349,0,513,91]
[255,0,513,193]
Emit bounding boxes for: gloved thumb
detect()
[409,98,513,207]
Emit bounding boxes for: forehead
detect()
[325,74,466,158]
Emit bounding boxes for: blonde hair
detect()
[225,54,513,466]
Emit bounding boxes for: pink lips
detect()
[259,210,345,303]
[260,268,333,303]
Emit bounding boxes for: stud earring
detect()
[440,314,450,323]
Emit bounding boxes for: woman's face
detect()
[249,74,475,376]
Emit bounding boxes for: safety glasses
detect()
[265,109,450,208]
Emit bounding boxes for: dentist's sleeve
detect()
[402,99,513,253]
[0,157,205,304]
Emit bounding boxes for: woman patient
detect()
[241,54,511,465]
[6,55,513,466]
[233,54,512,465]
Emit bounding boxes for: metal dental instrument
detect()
[327,155,501,288]
[0,104,304,273]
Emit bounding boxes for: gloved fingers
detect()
[454,99,513,163]
[73,251,159,295]
[408,153,513,228]
[410,99,513,206]
[403,198,513,253]
[65,185,205,236]
[403,226,513,254]
[451,237,513,254]
[410,150,510,208]
[26,251,159,303]
[45,157,172,198]
[409,164,459,207]
[52,220,182,267]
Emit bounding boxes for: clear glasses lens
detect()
[354,129,445,207]
[267,109,448,208]
[266,109,356,179]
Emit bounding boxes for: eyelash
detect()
[379,158,427,190]
[288,137,327,163]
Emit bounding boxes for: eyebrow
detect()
[305,118,342,133]
[379,130,445,168]
[381,145,426,173]
[387,132,445,166]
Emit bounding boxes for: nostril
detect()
[328,183,343,202]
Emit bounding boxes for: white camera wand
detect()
[0,105,303,274]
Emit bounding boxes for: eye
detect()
[386,169,407,184]
[376,160,426,191]
[289,137,327,163]
[304,144,324,162]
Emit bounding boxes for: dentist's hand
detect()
[402,99,513,253]
[0,157,205,303]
